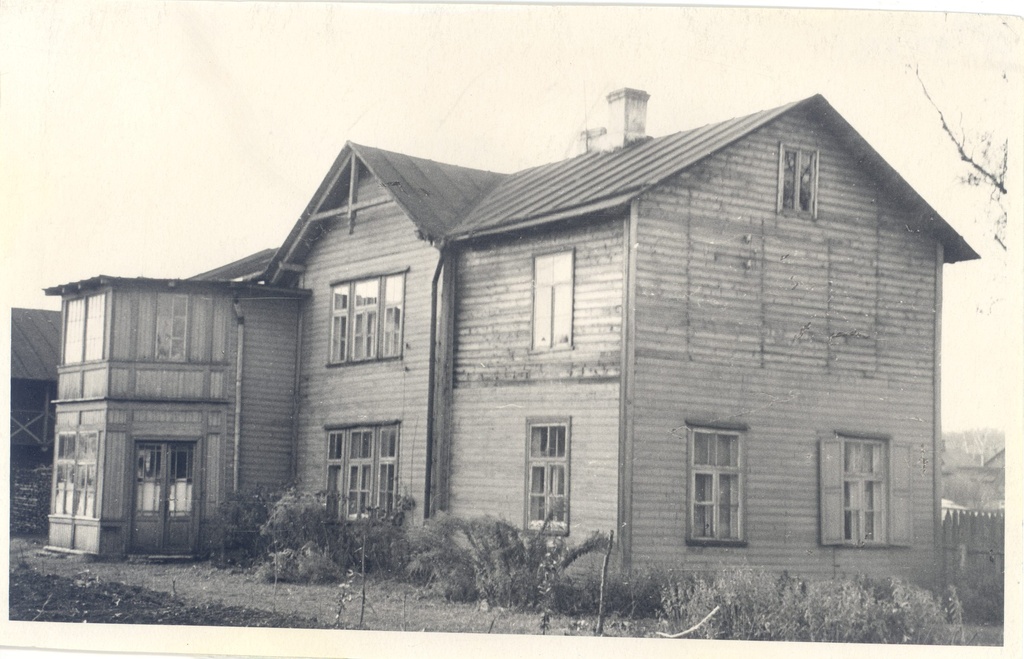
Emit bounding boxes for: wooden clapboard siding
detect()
[628,106,939,583]
[238,297,301,488]
[294,182,437,515]
[448,214,624,535]
[449,381,620,539]
[454,215,624,386]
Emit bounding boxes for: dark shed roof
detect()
[11,308,62,381]
[191,248,277,282]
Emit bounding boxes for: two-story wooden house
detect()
[45,91,977,584]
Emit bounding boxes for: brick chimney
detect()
[576,88,650,155]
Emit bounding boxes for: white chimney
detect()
[605,88,650,150]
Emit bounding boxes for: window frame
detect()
[328,272,406,365]
[325,424,401,519]
[839,435,887,546]
[532,250,575,351]
[63,293,107,364]
[777,144,819,219]
[53,430,100,518]
[686,426,746,545]
[820,432,912,548]
[524,417,571,535]
[155,293,189,362]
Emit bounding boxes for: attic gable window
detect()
[533,251,574,350]
[778,145,818,217]
[329,273,405,364]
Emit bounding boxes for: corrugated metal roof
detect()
[350,143,506,239]
[11,308,61,381]
[190,248,277,282]
[454,98,803,237]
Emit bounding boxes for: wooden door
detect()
[131,441,197,554]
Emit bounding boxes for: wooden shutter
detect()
[819,437,843,545]
[889,443,914,546]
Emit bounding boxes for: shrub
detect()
[405,515,607,610]
[659,570,956,644]
[213,486,280,565]
[255,543,344,584]
[547,567,664,618]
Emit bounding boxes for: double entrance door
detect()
[131,441,197,554]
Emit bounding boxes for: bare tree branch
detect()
[916,67,1008,196]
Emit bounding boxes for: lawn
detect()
[7,536,647,635]
[7,536,1001,645]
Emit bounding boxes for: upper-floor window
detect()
[63,294,106,364]
[156,293,188,361]
[533,251,573,350]
[326,424,400,518]
[778,145,818,217]
[689,428,744,543]
[330,273,405,364]
[526,419,570,534]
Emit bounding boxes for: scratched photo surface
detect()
[2,2,1020,658]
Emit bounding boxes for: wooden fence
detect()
[941,508,1004,621]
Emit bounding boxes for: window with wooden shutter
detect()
[820,434,908,547]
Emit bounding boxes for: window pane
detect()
[694,473,713,502]
[354,279,379,307]
[799,152,815,211]
[385,274,404,305]
[717,434,737,467]
[331,315,347,362]
[552,283,572,346]
[378,463,396,513]
[333,288,349,312]
[379,427,398,458]
[64,299,86,364]
[694,433,713,465]
[531,466,545,494]
[156,294,188,361]
[694,504,713,537]
[327,465,342,517]
[782,150,797,210]
[844,442,859,474]
[533,285,552,348]
[328,433,343,460]
[84,294,105,361]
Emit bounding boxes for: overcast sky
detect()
[1,2,1020,434]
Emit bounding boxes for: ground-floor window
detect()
[526,418,570,534]
[326,424,399,518]
[54,431,99,517]
[688,427,744,542]
[820,433,913,547]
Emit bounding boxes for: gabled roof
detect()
[454,97,805,238]
[191,248,277,282]
[352,143,506,239]
[11,308,62,381]
[266,143,504,284]
[267,93,977,283]
[453,94,978,263]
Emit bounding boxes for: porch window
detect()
[526,419,570,534]
[326,424,401,518]
[329,273,405,364]
[820,434,913,546]
[778,145,818,217]
[688,428,743,542]
[53,431,99,518]
[533,252,574,350]
[63,294,106,364]
[155,293,188,361]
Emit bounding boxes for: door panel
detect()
[131,441,197,554]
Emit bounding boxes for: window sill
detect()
[776,209,817,221]
[527,524,569,537]
[827,542,905,550]
[685,538,747,548]
[325,356,404,369]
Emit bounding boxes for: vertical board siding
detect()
[294,189,437,516]
[238,297,301,489]
[630,107,939,582]
[103,430,127,519]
